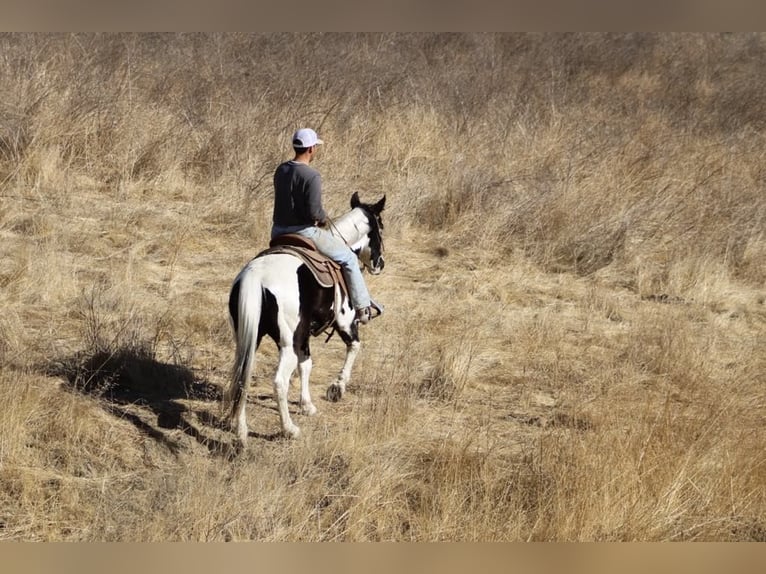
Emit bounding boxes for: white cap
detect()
[292,128,324,148]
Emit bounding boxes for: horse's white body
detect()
[228,253,357,441]
[225,194,385,445]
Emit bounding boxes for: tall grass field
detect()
[0,33,764,541]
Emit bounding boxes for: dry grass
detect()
[0,33,764,541]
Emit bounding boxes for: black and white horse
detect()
[225,192,386,444]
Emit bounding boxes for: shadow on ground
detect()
[45,345,246,457]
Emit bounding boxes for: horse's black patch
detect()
[260,288,280,346]
[228,279,240,332]
[296,264,335,340]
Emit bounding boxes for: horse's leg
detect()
[292,307,318,417]
[274,344,301,438]
[232,378,250,445]
[297,346,318,417]
[326,330,360,402]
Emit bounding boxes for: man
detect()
[271,128,378,324]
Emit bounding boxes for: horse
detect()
[224,192,386,445]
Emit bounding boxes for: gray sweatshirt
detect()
[272,161,328,228]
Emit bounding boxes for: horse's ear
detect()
[350,192,361,208]
[374,195,386,213]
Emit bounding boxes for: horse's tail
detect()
[226,265,262,436]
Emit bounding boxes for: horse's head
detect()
[349,192,386,275]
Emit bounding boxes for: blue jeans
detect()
[272,225,371,310]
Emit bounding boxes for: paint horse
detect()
[225,192,386,445]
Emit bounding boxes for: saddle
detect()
[259,234,348,298]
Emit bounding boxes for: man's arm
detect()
[306,174,328,225]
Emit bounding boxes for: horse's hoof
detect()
[283,425,301,439]
[326,384,343,403]
[229,440,245,459]
[301,403,318,416]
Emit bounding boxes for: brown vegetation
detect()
[0,33,764,540]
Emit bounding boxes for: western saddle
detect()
[260,234,348,299]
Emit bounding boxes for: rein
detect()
[325,216,352,247]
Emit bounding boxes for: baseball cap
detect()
[292,128,324,148]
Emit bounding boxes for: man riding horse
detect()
[270,128,382,324]
[225,129,386,443]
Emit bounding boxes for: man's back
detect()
[272,160,327,228]
[268,127,379,324]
